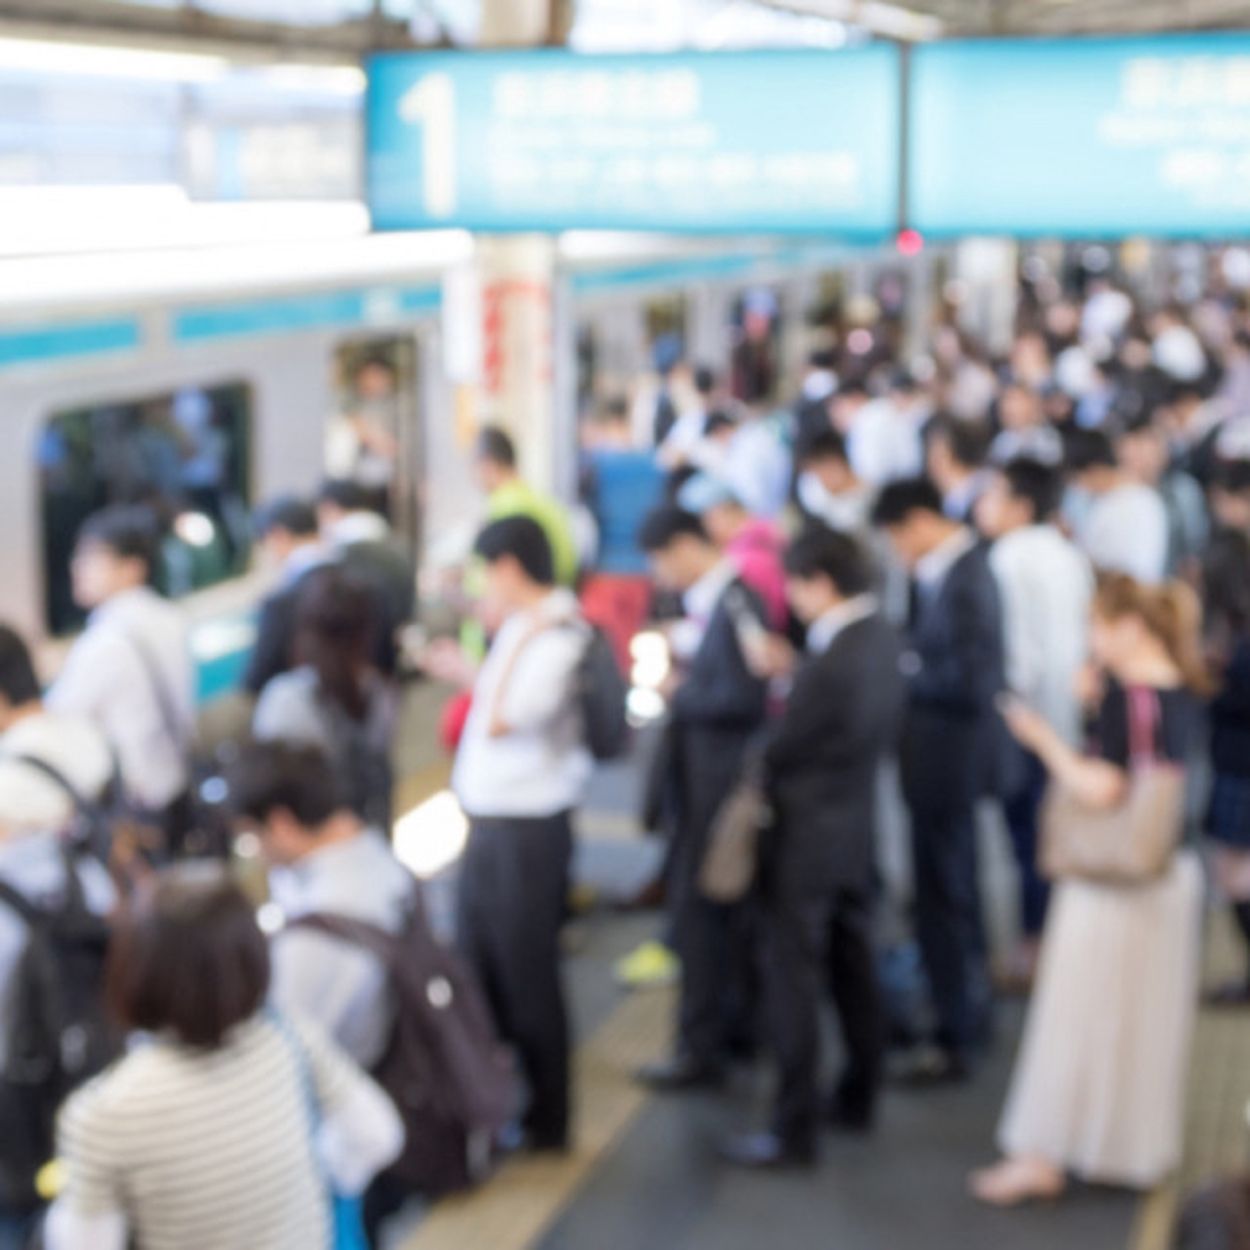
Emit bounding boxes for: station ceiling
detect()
[830,0,1250,36]
[0,0,1245,57]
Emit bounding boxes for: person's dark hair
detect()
[1206,529,1250,638]
[1212,458,1250,497]
[638,506,709,552]
[594,395,630,424]
[871,477,945,527]
[835,380,869,402]
[808,348,837,372]
[703,410,736,438]
[928,414,991,470]
[473,515,555,586]
[253,495,317,541]
[107,865,269,1050]
[356,356,396,380]
[76,505,159,577]
[694,365,717,396]
[1000,457,1065,524]
[783,526,872,598]
[1118,411,1163,442]
[228,740,342,829]
[0,625,39,708]
[476,425,517,470]
[798,428,850,467]
[1065,428,1118,474]
[292,566,377,721]
[318,479,374,514]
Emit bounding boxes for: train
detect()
[0,224,929,701]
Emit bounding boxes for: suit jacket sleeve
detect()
[910,563,1001,716]
[244,593,293,696]
[670,605,768,728]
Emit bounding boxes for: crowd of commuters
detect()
[582,270,1250,1205]
[3,265,1250,1248]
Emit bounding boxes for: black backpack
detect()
[292,890,516,1196]
[0,851,119,1212]
[572,625,630,762]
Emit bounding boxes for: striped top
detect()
[52,1013,395,1250]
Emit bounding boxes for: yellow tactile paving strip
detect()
[1133,912,1250,1250]
[401,985,675,1250]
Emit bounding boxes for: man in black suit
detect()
[244,496,329,696]
[722,527,904,1169]
[635,506,769,1091]
[872,478,1005,1085]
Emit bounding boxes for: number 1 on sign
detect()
[399,72,457,220]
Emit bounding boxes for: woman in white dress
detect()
[970,574,1211,1206]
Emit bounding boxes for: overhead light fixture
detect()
[0,36,232,82]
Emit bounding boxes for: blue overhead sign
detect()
[366,47,900,236]
[910,34,1250,238]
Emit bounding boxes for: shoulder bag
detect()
[1039,686,1185,886]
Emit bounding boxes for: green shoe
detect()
[614,940,680,989]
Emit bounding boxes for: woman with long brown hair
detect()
[970,574,1209,1206]
[252,566,395,832]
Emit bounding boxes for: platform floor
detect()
[386,719,1250,1250]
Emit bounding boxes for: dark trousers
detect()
[667,820,756,1065]
[1002,751,1051,939]
[765,882,883,1147]
[456,811,573,1146]
[909,804,989,1058]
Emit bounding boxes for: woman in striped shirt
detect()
[45,864,403,1250]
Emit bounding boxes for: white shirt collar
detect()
[329,511,390,547]
[807,594,878,654]
[915,526,976,588]
[682,559,738,622]
[89,583,159,627]
[282,542,330,584]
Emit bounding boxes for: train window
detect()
[40,383,253,636]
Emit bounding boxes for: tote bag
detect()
[1040,687,1185,886]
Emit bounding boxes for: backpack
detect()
[0,851,119,1211]
[291,890,516,1197]
[573,625,630,762]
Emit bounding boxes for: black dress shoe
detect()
[719,1132,816,1171]
[635,1055,726,1092]
[892,1045,971,1088]
[825,1098,875,1135]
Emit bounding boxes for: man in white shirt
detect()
[440,515,590,1152]
[45,507,193,834]
[721,409,793,520]
[795,429,875,535]
[847,371,929,488]
[976,459,1093,976]
[229,740,413,1070]
[1066,428,1168,585]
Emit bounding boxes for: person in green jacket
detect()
[475,426,579,588]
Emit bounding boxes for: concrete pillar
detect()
[473,0,566,497]
[953,238,1019,357]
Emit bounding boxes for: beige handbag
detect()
[699,772,772,904]
[1040,687,1185,886]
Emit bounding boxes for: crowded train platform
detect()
[5,2,1250,1249]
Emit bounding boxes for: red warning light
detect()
[896,229,924,256]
